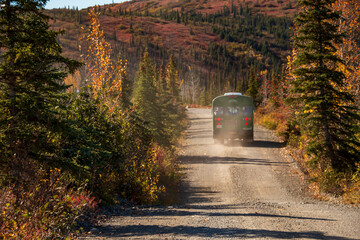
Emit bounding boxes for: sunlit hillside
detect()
[48,0,298,103]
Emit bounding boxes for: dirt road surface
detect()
[85,108,360,239]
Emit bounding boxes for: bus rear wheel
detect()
[244,130,254,143]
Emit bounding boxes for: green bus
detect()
[212,92,254,143]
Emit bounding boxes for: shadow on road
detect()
[184,139,286,148]
[96,223,349,240]
[225,140,286,148]
[188,117,212,121]
[179,184,220,205]
[179,155,287,166]
[94,201,344,239]
[108,205,336,222]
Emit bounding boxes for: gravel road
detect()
[85,108,360,239]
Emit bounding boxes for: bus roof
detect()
[212,93,253,105]
[224,92,243,96]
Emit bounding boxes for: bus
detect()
[212,92,254,144]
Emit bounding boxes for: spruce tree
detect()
[289,0,360,171]
[157,63,178,145]
[133,48,163,142]
[118,57,132,110]
[246,66,260,105]
[159,63,167,93]
[166,55,181,103]
[0,0,81,190]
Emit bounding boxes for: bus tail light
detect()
[244,117,251,126]
[215,118,222,128]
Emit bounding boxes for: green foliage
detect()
[118,58,132,110]
[158,4,292,83]
[0,0,82,195]
[0,3,185,237]
[133,49,186,147]
[133,48,164,142]
[289,0,360,172]
[166,55,181,103]
[63,89,161,203]
[246,67,261,106]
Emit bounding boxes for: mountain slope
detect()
[48,0,297,104]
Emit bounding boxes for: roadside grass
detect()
[255,102,360,205]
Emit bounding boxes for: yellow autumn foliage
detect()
[80,8,127,113]
[333,0,360,101]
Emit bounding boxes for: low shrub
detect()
[0,168,97,239]
[153,144,182,205]
[260,114,278,130]
[256,102,290,138]
[343,165,360,204]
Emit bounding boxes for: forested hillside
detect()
[47,0,297,104]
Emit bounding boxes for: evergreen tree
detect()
[209,79,218,101]
[289,0,360,171]
[166,55,181,103]
[0,0,81,191]
[156,63,180,145]
[200,88,208,106]
[159,63,167,93]
[117,57,132,110]
[153,64,160,93]
[246,67,260,105]
[133,48,163,141]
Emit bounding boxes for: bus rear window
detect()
[225,106,241,115]
[243,106,253,115]
[214,107,224,116]
[214,106,253,116]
